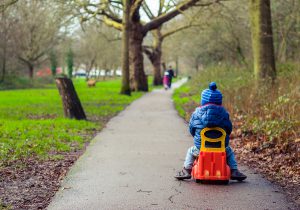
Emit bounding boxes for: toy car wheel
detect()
[195,179,203,184]
[221,180,229,185]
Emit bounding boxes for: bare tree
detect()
[75,22,121,80]
[143,20,200,85]
[74,0,220,91]
[272,0,300,62]
[12,0,67,78]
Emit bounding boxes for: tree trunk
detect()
[152,29,163,86]
[1,45,6,82]
[28,63,34,78]
[195,59,199,72]
[175,56,179,76]
[162,62,166,72]
[1,20,7,82]
[143,29,163,86]
[152,54,163,86]
[250,0,276,81]
[120,0,131,95]
[129,22,148,91]
[144,51,163,86]
[55,77,86,120]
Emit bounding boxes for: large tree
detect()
[143,24,194,85]
[75,0,219,91]
[120,0,131,95]
[250,0,276,81]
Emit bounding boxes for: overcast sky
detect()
[141,0,161,21]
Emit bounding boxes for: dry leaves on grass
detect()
[181,104,300,205]
[0,151,82,210]
[231,121,300,205]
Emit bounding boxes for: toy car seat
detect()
[192,127,231,184]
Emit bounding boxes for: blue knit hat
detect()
[201,82,223,106]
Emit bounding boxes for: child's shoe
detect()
[174,168,192,180]
[231,169,247,181]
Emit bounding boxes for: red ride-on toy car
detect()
[192,127,231,184]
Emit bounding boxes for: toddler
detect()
[175,82,247,181]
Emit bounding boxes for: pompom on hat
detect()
[201,82,223,106]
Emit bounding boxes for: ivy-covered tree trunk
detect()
[129,22,148,91]
[120,0,131,95]
[250,0,276,81]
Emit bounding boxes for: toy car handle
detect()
[200,127,226,152]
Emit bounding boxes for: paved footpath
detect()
[48,79,296,210]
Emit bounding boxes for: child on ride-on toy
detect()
[175,82,247,181]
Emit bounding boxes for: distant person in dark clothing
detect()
[167,66,175,88]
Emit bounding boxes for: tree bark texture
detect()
[28,63,34,79]
[1,45,6,82]
[55,77,86,120]
[151,29,163,86]
[129,22,148,91]
[120,0,131,95]
[250,0,276,81]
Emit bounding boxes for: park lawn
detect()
[0,79,143,166]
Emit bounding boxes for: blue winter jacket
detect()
[189,104,232,149]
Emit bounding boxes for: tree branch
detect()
[75,0,122,30]
[0,0,18,12]
[142,46,155,62]
[142,1,155,20]
[158,0,166,15]
[103,16,123,30]
[130,0,144,18]
[162,25,188,39]
[161,20,206,39]
[143,0,218,32]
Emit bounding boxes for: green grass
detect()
[0,79,143,166]
[0,76,55,90]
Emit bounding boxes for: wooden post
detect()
[55,77,86,120]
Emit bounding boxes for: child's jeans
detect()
[183,146,238,170]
